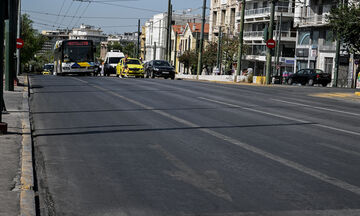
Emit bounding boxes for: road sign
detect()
[16,38,24,49]
[266,39,276,49]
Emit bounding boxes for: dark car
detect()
[287,69,331,86]
[145,60,175,79]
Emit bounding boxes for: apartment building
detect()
[209,0,296,76]
[209,0,241,42]
[241,0,296,76]
[69,24,107,45]
[144,13,202,61]
[39,29,70,55]
[294,0,355,87]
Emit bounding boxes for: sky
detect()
[22,0,210,34]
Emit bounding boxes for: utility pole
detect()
[174,31,178,72]
[275,12,282,78]
[1,0,8,132]
[236,0,246,82]
[153,42,157,60]
[168,4,173,62]
[137,19,140,59]
[216,26,222,74]
[333,37,340,87]
[265,0,277,84]
[196,0,206,79]
[16,0,21,76]
[165,0,171,61]
[5,0,17,91]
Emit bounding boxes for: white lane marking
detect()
[182,209,360,216]
[272,98,360,117]
[199,97,360,137]
[316,124,360,136]
[198,97,309,123]
[316,142,360,157]
[73,78,360,197]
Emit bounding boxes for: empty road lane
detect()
[29,75,360,216]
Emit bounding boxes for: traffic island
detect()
[0,122,7,134]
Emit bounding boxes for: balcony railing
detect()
[299,14,328,26]
[243,30,296,39]
[244,6,292,17]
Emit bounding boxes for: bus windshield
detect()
[63,46,93,62]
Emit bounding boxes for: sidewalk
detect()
[0,75,34,216]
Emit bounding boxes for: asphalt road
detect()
[29,75,360,216]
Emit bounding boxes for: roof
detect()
[187,23,209,33]
[172,25,185,34]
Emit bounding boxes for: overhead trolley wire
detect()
[22,10,150,20]
[58,0,74,28]
[91,1,163,13]
[67,2,83,28]
[53,0,67,27]
[72,1,91,28]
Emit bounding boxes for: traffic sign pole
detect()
[16,38,24,49]
[1,0,8,133]
[5,0,17,91]
[265,0,277,85]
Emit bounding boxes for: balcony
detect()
[298,14,328,27]
[236,6,294,21]
[243,30,296,42]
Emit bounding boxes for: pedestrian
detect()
[123,54,129,77]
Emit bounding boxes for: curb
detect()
[180,77,292,88]
[20,75,36,216]
[355,91,360,96]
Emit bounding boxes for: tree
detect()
[202,42,218,74]
[327,1,360,53]
[20,14,47,68]
[107,41,136,57]
[178,50,197,74]
[221,36,240,74]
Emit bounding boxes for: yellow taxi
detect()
[116,58,144,78]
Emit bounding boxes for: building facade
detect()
[209,0,241,42]
[39,29,70,55]
[144,13,202,61]
[242,0,296,76]
[171,23,210,74]
[294,0,356,87]
[209,0,296,76]
[69,24,107,45]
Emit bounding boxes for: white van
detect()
[104,50,125,76]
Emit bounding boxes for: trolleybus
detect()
[54,39,96,76]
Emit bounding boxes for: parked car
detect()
[145,60,175,79]
[116,58,144,78]
[282,71,294,83]
[287,69,331,86]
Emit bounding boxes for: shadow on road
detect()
[33,122,316,137]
